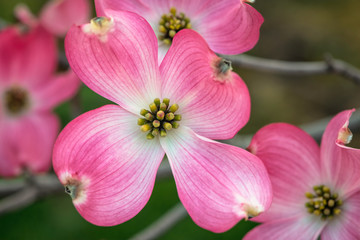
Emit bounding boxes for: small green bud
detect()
[169,104,179,113]
[137,118,147,126]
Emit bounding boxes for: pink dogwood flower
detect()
[0,25,80,177]
[95,0,263,62]
[53,10,272,232]
[15,0,90,37]
[244,109,360,239]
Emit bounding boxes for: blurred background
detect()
[0,0,359,239]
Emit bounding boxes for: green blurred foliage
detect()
[0,0,359,239]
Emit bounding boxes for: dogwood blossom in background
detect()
[15,0,90,37]
[95,0,263,62]
[53,10,272,232]
[0,25,80,177]
[244,109,360,239]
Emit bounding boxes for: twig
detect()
[224,54,360,85]
[0,175,63,215]
[0,187,38,215]
[0,181,24,197]
[129,203,187,240]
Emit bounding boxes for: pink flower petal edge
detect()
[32,69,80,111]
[0,113,59,177]
[40,0,91,37]
[160,126,272,233]
[160,29,250,140]
[95,0,150,18]
[95,0,264,61]
[320,109,360,196]
[53,105,165,226]
[243,215,326,240]
[65,9,161,114]
[248,123,321,222]
[195,0,264,54]
[0,25,57,87]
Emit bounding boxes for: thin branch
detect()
[0,181,24,197]
[224,54,360,85]
[129,203,187,240]
[0,175,63,215]
[0,187,38,215]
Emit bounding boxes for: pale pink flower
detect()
[244,109,360,239]
[15,0,90,37]
[53,10,272,232]
[95,0,263,62]
[0,25,80,177]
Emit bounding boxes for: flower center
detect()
[158,7,191,45]
[4,86,29,115]
[305,185,343,220]
[138,98,181,139]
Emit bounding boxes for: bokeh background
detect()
[0,0,359,239]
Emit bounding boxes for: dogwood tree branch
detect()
[224,54,360,85]
[129,203,187,240]
[0,181,24,197]
[0,175,62,216]
[0,187,38,215]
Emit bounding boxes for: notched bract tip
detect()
[337,125,353,145]
[60,172,89,205]
[242,203,263,220]
[82,16,114,42]
[212,57,233,83]
[233,194,264,221]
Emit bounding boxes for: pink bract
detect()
[0,25,80,177]
[95,0,263,62]
[244,109,360,239]
[16,0,90,37]
[53,10,272,232]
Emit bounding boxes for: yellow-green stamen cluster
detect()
[138,98,181,139]
[158,7,191,45]
[4,86,29,114]
[305,185,342,220]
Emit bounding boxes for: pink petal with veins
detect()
[53,105,165,226]
[244,215,326,240]
[248,123,321,222]
[321,191,360,240]
[160,126,272,233]
[320,109,360,196]
[160,30,250,139]
[95,0,263,62]
[40,0,91,37]
[196,0,263,54]
[65,10,161,114]
[95,0,150,17]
